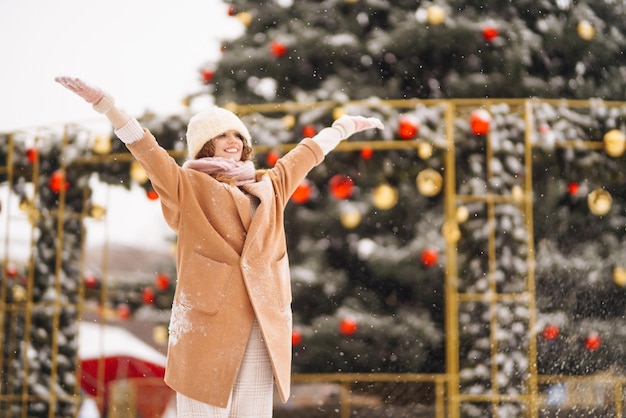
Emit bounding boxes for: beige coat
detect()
[127,131,324,407]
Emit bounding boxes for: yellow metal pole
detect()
[96,185,113,413]
[0,134,12,402]
[615,380,623,418]
[21,133,41,418]
[435,376,446,418]
[524,100,539,418]
[444,101,461,418]
[48,126,72,418]
[483,104,501,416]
[340,381,351,418]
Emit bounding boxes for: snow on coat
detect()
[126,131,324,407]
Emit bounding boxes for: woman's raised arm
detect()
[55,76,144,144]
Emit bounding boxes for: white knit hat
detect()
[186,107,252,159]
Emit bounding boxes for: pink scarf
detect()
[183,157,256,186]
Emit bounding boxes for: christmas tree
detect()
[2,0,626,417]
[206,0,626,104]
[196,0,626,416]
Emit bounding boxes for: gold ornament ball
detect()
[93,135,112,155]
[587,188,612,216]
[12,285,26,303]
[19,198,40,225]
[372,183,398,210]
[333,107,346,120]
[614,267,626,287]
[511,185,524,204]
[89,204,107,221]
[603,129,626,157]
[153,324,169,345]
[442,220,461,243]
[19,198,34,214]
[130,161,149,184]
[236,11,253,27]
[417,142,433,160]
[577,20,595,41]
[416,168,443,197]
[281,114,296,129]
[456,206,470,224]
[340,208,362,229]
[426,5,446,25]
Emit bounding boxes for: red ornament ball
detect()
[5,263,18,278]
[292,329,303,346]
[302,124,316,138]
[328,174,354,200]
[155,273,171,291]
[27,147,38,164]
[270,40,287,58]
[470,109,491,136]
[482,25,499,41]
[84,273,98,289]
[584,332,601,351]
[291,180,312,204]
[142,287,155,305]
[339,318,358,336]
[360,146,374,160]
[146,189,159,200]
[398,115,419,139]
[567,182,579,196]
[201,68,214,84]
[116,304,131,320]
[266,150,280,167]
[541,324,559,341]
[420,248,439,267]
[49,170,69,193]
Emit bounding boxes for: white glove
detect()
[313,115,384,155]
[332,115,384,138]
[54,76,115,114]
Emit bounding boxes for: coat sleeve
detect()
[125,130,185,231]
[270,138,325,205]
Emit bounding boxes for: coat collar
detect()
[226,175,273,232]
[240,174,273,203]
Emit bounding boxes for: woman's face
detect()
[211,130,245,161]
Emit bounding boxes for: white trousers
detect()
[176,320,274,418]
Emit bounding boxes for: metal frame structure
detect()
[1,98,625,417]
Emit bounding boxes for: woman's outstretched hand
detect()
[332,115,384,139]
[55,76,115,115]
[55,76,105,104]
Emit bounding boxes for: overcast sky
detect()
[0,0,241,259]
[0,0,240,131]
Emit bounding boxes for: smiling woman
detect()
[53,73,382,417]
[0,0,240,132]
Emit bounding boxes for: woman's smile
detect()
[213,130,244,160]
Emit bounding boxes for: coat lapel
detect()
[226,186,253,230]
[228,176,275,230]
[241,176,273,202]
[240,176,274,234]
